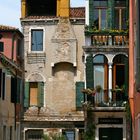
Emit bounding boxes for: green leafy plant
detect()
[43,133,66,140]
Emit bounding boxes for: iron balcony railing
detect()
[86,89,127,108]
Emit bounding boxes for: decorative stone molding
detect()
[51,18,77,66]
[26,72,45,82]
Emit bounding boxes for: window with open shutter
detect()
[76,82,85,109]
[24,82,44,107]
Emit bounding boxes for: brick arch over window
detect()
[26,72,45,82]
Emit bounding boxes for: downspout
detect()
[129,0,134,122]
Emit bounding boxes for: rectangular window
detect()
[115,0,126,7]
[93,0,107,30]
[17,39,22,57]
[94,0,108,7]
[30,82,38,106]
[26,129,43,140]
[94,66,104,104]
[114,8,127,30]
[31,30,43,51]
[24,82,44,107]
[63,130,75,140]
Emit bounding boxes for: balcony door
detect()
[93,55,108,104]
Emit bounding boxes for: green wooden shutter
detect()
[86,55,94,102]
[76,82,85,109]
[24,82,29,107]
[86,55,94,88]
[38,82,44,107]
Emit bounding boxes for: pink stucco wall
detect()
[0,32,18,61]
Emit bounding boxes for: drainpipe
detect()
[129,0,134,122]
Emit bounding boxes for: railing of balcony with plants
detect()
[85,26,129,47]
[82,85,128,108]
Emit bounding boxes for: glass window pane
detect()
[93,9,99,29]
[115,0,126,7]
[94,66,104,88]
[94,66,104,103]
[101,9,107,29]
[31,30,43,51]
[114,9,119,29]
[65,131,75,140]
[122,9,127,29]
[93,55,104,63]
[94,0,108,7]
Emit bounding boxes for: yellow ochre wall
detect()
[21,0,70,18]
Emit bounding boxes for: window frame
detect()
[29,27,45,53]
[93,0,108,30]
[29,82,38,106]
[114,7,127,30]
[26,81,44,107]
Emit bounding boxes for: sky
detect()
[0,0,85,29]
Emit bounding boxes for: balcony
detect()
[84,29,129,53]
[82,89,127,110]
[91,34,128,46]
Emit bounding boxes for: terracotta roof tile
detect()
[0,25,18,31]
[70,7,85,18]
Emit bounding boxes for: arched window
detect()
[113,54,128,100]
[93,55,108,104]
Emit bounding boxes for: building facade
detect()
[134,0,140,139]
[0,25,23,140]
[20,0,85,139]
[129,0,140,139]
[83,0,131,140]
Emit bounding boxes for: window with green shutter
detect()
[38,82,44,107]
[24,82,44,107]
[86,55,94,102]
[86,55,94,88]
[76,82,85,110]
